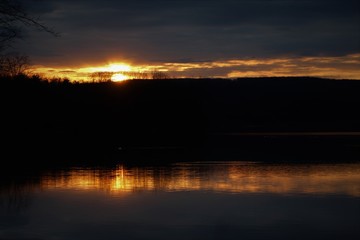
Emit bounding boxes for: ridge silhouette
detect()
[1,75,360,165]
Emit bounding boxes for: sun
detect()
[112,73,128,82]
[107,64,131,82]
[105,63,132,82]
[79,62,133,82]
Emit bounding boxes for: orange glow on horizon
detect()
[31,54,360,81]
[87,63,133,81]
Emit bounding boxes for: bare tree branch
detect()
[0,0,58,50]
[0,53,30,77]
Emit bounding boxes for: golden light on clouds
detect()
[86,63,132,73]
[32,54,360,81]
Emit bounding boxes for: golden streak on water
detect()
[41,163,360,197]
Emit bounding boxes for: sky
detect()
[13,0,360,80]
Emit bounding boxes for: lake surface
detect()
[1,161,359,240]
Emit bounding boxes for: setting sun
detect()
[81,63,133,82]
[112,73,128,82]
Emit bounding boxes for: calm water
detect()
[1,161,360,240]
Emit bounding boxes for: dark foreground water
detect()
[1,161,359,240]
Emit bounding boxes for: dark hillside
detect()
[1,76,360,164]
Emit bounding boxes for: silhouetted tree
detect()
[126,71,149,79]
[0,53,30,76]
[0,0,57,51]
[89,71,113,82]
[150,71,170,79]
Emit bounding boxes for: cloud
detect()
[33,54,360,80]
[13,0,360,68]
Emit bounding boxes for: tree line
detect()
[89,70,170,82]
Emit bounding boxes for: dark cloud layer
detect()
[15,0,360,66]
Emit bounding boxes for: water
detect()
[1,161,359,240]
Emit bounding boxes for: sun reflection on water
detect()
[40,162,360,197]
